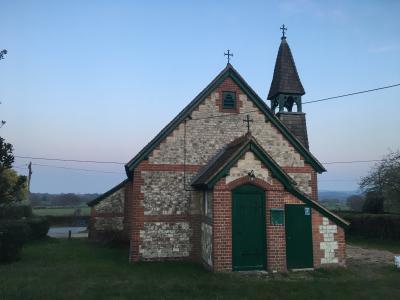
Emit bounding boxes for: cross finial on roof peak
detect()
[280,24,287,40]
[224,49,233,64]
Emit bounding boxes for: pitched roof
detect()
[191,133,295,188]
[125,64,325,175]
[267,38,305,100]
[191,134,349,228]
[87,179,128,207]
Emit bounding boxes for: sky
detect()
[0,0,399,194]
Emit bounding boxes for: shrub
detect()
[0,205,32,219]
[0,220,30,263]
[26,217,49,240]
[362,192,384,213]
[339,212,400,240]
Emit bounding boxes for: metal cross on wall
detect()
[224,50,233,64]
[243,114,253,132]
[280,24,287,38]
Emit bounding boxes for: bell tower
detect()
[268,25,309,149]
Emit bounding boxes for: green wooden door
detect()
[285,204,313,269]
[232,184,266,271]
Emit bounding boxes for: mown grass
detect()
[347,236,400,253]
[0,238,399,300]
[33,207,90,217]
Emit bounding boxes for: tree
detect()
[0,136,14,173]
[0,169,27,205]
[0,49,7,60]
[360,150,400,213]
[0,136,27,206]
[346,194,364,212]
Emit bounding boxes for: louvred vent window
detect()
[222,91,236,109]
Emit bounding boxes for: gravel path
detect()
[346,244,398,266]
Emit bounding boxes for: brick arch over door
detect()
[212,175,284,271]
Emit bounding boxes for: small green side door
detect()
[285,204,313,269]
[232,184,266,271]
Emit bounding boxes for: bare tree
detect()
[360,150,400,213]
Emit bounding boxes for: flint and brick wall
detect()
[129,161,203,261]
[139,222,191,258]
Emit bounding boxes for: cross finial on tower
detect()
[280,24,287,39]
[224,50,233,64]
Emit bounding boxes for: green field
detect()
[33,207,91,217]
[0,238,399,300]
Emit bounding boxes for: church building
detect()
[88,29,349,272]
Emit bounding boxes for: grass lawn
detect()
[33,207,90,217]
[0,239,399,300]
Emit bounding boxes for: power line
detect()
[15,154,384,166]
[15,155,125,165]
[32,163,122,174]
[13,83,398,168]
[167,82,400,121]
[303,83,400,105]
[318,179,360,182]
[13,164,28,168]
[322,159,383,165]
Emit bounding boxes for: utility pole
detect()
[27,162,32,205]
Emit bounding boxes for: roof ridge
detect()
[226,132,252,148]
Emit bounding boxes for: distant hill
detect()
[318,190,360,202]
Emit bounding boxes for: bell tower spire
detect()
[268,25,305,113]
[268,26,309,149]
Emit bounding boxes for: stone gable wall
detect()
[149,78,304,169]
[226,151,272,185]
[147,78,313,196]
[94,187,125,214]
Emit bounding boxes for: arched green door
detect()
[232,184,266,271]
